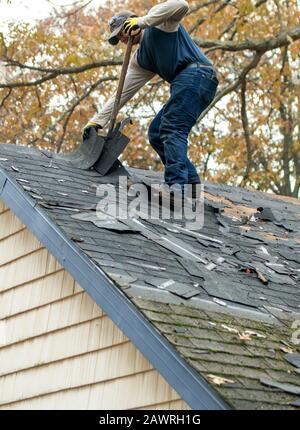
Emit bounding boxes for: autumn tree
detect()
[0,0,299,196]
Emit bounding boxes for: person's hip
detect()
[175,62,219,85]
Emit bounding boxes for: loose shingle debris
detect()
[242,330,266,339]
[260,377,300,395]
[238,332,252,341]
[277,250,300,265]
[30,193,43,201]
[213,298,227,307]
[256,269,268,285]
[205,200,226,213]
[255,246,277,262]
[145,278,199,299]
[16,178,29,184]
[106,273,138,288]
[71,212,137,232]
[11,165,20,172]
[280,345,294,354]
[39,202,81,212]
[274,220,296,232]
[42,160,60,169]
[70,235,85,243]
[221,325,239,334]
[240,264,269,285]
[208,322,217,327]
[221,325,266,342]
[241,230,267,243]
[126,260,166,271]
[198,238,222,248]
[265,262,291,275]
[177,258,206,279]
[122,218,206,262]
[284,353,300,370]
[206,262,217,271]
[256,207,277,221]
[147,217,223,245]
[174,327,188,334]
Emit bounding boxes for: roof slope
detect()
[0,143,300,410]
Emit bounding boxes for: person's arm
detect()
[136,0,189,29]
[90,52,155,128]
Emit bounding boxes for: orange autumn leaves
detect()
[0,0,299,196]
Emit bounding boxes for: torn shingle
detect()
[213,298,227,307]
[284,353,300,370]
[260,377,300,395]
[30,193,43,201]
[206,262,217,271]
[240,230,267,243]
[16,178,30,184]
[274,220,296,232]
[126,260,166,271]
[265,262,291,275]
[256,207,277,221]
[145,278,199,299]
[177,258,205,279]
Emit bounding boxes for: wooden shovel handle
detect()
[108,35,134,135]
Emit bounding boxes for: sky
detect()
[0,0,107,31]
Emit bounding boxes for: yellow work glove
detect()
[123,17,140,35]
[82,121,102,141]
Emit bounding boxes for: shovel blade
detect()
[93,132,129,176]
[57,128,105,170]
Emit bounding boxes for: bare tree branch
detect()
[194,24,300,52]
[28,75,117,148]
[0,58,122,89]
[55,75,114,153]
[188,0,232,35]
[0,88,11,109]
[240,78,253,186]
[53,0,94,19]
[198,51,264,121]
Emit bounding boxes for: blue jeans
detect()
[148,66,219,187]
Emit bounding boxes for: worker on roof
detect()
[83,0,219,197]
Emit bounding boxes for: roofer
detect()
[83,0,219,198]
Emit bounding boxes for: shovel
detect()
[93,35,134,176]
[59,35,134,172]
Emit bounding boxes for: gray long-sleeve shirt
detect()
[91,0,190,127]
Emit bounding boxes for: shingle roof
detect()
[1,142,300,410]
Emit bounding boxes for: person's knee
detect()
[160,117,190,140]
[159,128,187,146]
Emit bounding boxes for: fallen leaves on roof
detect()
[207,374,235,386]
